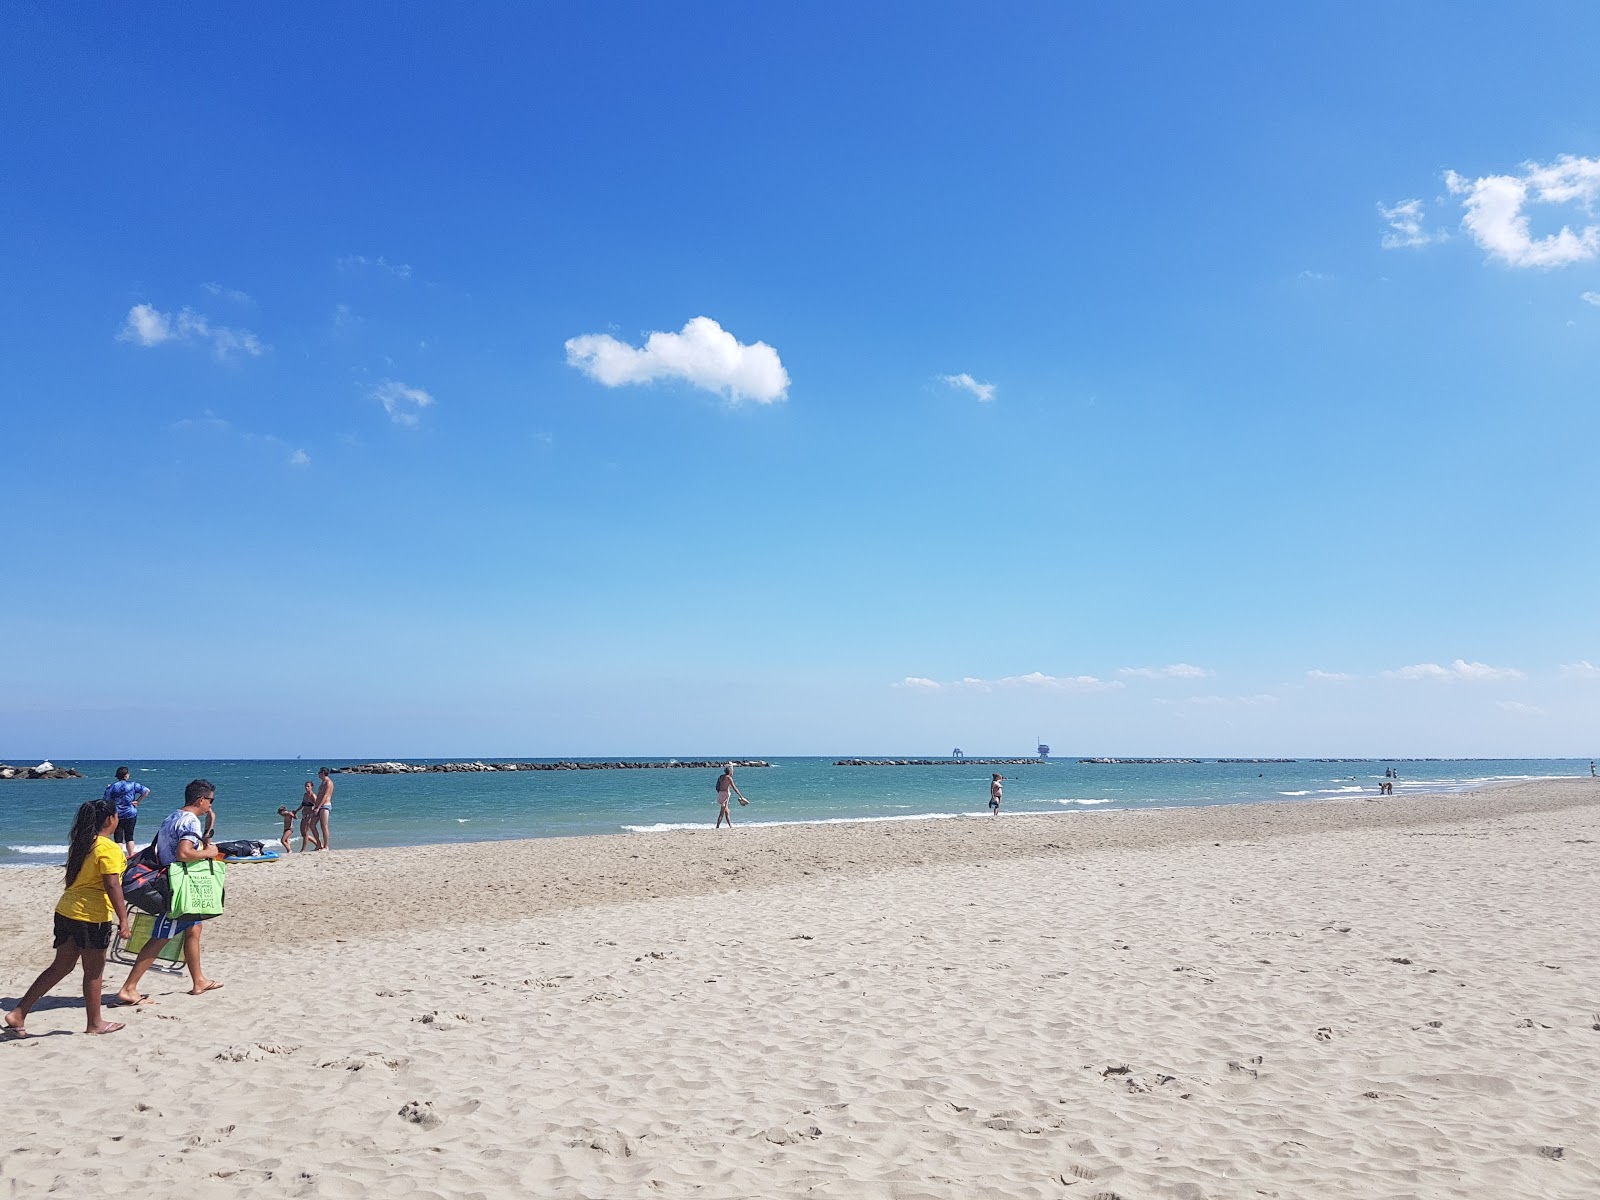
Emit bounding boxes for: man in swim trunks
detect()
[313,767,334,849]
[115,779,227,1004]
[989,773,1003,816]
[715,765,748,829]
[104,766,150,857]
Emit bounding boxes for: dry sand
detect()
[2,780,1598,1198]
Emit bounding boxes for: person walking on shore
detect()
[989,773,1003,816]
[115,780,227,1004]
[297,782,324,851]
[105,766,150,858]
[4,799,132,1037]
[715,765,748,829]
[313,767,334,849]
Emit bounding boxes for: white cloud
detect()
[1560,660,1600,678]
[1445,155,1600,268]
[1384,659,1524,682]
[1188,694,1278,707]
[1582,292,1600,306]
[1119,663,1212,680]
[1378,199,1444,249]
[565,317,789,405]
[941,372,996,402]
[1306,669,1354,681]
[1497,700,1544,715]
[203,282,252,304]
[338,254,412,279]
[896,677,941,690]
[371,379,434,426]
[118,303,263,359]
[288,449,310,467]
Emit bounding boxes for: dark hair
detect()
[184,778,216,805]
[318,767,331,777]
[64,799,117,886]
[115,766,131,780]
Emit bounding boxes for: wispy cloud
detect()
[338,254,412,279]
[1378,199,1444,249]
[1306,669,1354,681]
[1583,292,1600,307]
[895,671,1121,693]
[288,448,310,467]
[1186,693,1278,707]
[1561,660,1600,678]
[371,379,434,426]
[566,316,789,405]
[1119,663,1212,680]
[1497,700,1544,715]
[203,282,253,304]
[941,372,996,402]
[118,304,263,360]
[1384,659,1525,682]
[171,411,307,468]
[1445,155,1600,268]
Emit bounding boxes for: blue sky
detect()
[4,4,1599,758]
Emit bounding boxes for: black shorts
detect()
[115,815,137,843]
[53,913,114,951]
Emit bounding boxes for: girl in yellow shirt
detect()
[3,798,132,1037]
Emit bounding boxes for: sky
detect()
[3,4,1599,759]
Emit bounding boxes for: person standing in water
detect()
[104,766,150,858]
[989,773,1003,816]
[715,765,748,829]
[313,767,334,850]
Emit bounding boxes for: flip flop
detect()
[108,994,152,1008]
[189,981,225,995]
[88,1022,126,1035]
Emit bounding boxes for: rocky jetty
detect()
[335,760,769,774]
[0,762,84,780]
[1077,758,1204,765]
[834,758,1042,767]
[1216,758,1298,764]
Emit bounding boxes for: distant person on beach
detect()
[115,780,227,1004]
[1591,761,1596,778]
[297,783,324,852]
[313,767,334,849]
[990,773,1003,816]
[276,806,297,852]
[715,765,748,829]
[4,799,131,1037]
[104,766,150,857]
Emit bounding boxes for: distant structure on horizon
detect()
[1037,741,1050,759]
[952,748,964,759]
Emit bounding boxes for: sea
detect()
[0,756,1587,867]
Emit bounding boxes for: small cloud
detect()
[1119,663,1212,680]
[203,282,253,304]
[565,316,789,405]
[1497,700,1544,715]
[1306,669,1354,682]
[1378,199,1444,249]
[1560,660,1600,678]
[1187,694,1277,707]
[1445,155,1600,268]
[896,677,941,690]
[338,254,412,279]
[941,372,996,403]
[118,303,263,360]
[1582,292,1600,306]
[288,448,310,467]
[371,379,434,426]
[1384,659,1524,682]
[1296,269,1328,282]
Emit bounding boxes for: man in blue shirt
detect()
[104,766,150,856]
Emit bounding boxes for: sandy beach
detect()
[3,780,1597,1199]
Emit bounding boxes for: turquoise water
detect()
[0,757,1586,866]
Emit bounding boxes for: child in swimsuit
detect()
[276,806,296,851]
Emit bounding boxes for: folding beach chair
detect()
[109,913,187,971]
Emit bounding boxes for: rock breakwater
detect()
[834,758,1042,767]
[335,760,769,774]
[0,762,84,780]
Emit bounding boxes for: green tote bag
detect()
[167,859,227,920]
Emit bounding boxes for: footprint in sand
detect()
[397,1100,443,1130]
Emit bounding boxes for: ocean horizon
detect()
[1,756,1588,866]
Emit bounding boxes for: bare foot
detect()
[86,1021,125,1035]
[190,980,225,995]
[2,1009,26,1038]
